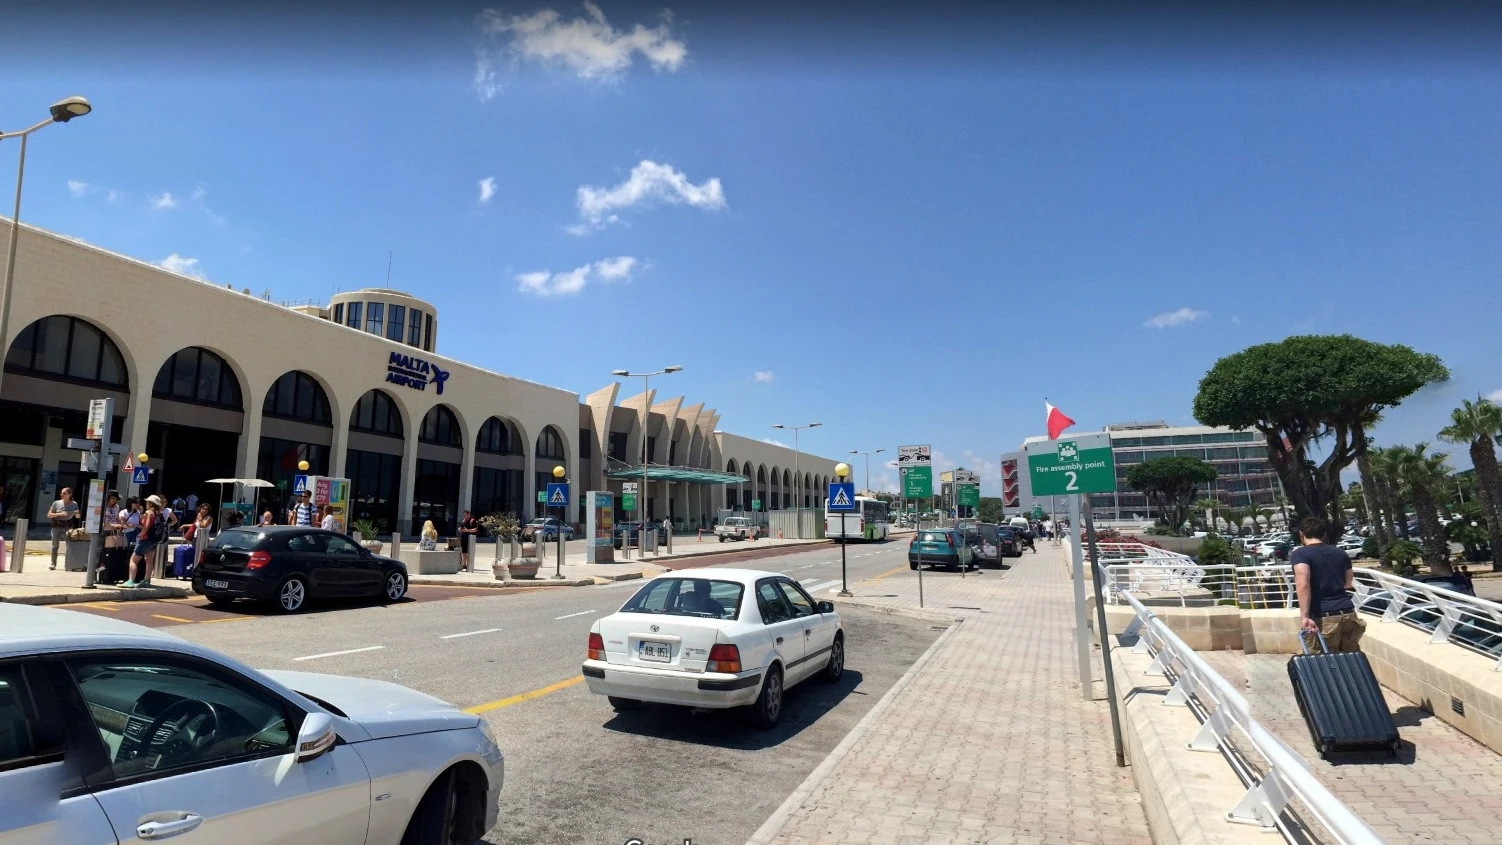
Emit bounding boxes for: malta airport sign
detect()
[386,351,451,395]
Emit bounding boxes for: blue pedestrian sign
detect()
[131,466,151,485]
[546,482,570,507]
[828,483,857,513]
[292,475,309,495]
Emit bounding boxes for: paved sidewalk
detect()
[750,545,1151,845]
[0,558,190,604]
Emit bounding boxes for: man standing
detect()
[47,487,79,570]
[458,510,479,572]
[288,490,315,527]
[186,491,199,513]
[1292,515,1365,654]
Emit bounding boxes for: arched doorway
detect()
[725,459,739,510]
[257,370,333,520]
[534,425,566,520]
[345,389,405,534]
[148,346,244,510]
[473,416,524,519]
[412,404,464,535]
[2,315,129,526]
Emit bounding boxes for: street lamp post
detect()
[612,366,682,554]
[849,448,886,496]
[552,465,566,579]
[772,422,820,537]
[0,96,92,401]
[836,462,852,596]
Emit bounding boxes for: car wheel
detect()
[205,594,235,607]
[748,665,784,730]
[275,576,308,613]
[608,696,641,711]
[822,635,845,683]
[382,570,408,603]
[909,560,919,570]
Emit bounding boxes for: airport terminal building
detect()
[0,222,840,536]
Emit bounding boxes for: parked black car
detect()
[194,526,409,613]
[612,521,668,549]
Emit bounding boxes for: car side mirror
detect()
[816,600,835,614]
[296,712,337,763]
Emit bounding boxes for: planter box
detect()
[506,559,541,580]
[398,549,462,575]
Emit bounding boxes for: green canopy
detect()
[604,465,749,485]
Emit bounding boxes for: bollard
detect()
[665,526,673,555]
[509,534,518,563]
[466,534,475,573]
[12,518,27,573]
[390,533,402,561]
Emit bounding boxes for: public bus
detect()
[826,496,890,541]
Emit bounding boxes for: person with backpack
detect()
[123,495,168,587]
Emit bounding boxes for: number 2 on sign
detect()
[1064,471,1079,491]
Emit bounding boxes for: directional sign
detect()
[828,482,857,513]
[537,491,548,504]
[902,464,932,498]
[132,466,151,485]
[622,493,637,511]
[1027,432,1116,496]
[547,482,570,507]
[293,475,309,495]
[957,484,980,508]
[752,498,762,511]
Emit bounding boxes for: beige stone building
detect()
[0,222,840,536]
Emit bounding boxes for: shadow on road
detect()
[188,594,417,617]
[600,669,867,750]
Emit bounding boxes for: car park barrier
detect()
[1112,576,1388,843]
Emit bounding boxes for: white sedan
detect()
[0,603,502,845]
[581,568,844,729]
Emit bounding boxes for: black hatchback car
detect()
[193,526,409,613]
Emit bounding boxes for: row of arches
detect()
[723,459,834,511]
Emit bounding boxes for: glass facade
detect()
[472,466,523,518]
[411,458,461,536]
[262,371,331,424]
[256,439,330,518]
[153,348,243,409]
[5,316,128,388]
[346,449,402,534]
[1088,429,1279,522]
[365,302,384,336]
[386,304,406,342]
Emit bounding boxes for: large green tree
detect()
[1125,456,1218,534]
[1439,397,1502,571]
[1193,335,1448,542]
[977,496,1006,524]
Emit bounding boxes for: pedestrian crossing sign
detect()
[828,482,856,512]
[293,475,309,495]
[546,482,569,507]
[131,466,150,485]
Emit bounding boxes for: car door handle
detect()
[776,636,784,644]
[137,813,204,840]
[805,629,812,636]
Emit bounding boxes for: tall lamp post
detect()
[611,366,682,551]
[772,422,820,536]
[551,465,566,579]
[0,96,92,401]
[835,462,852,596]
[848,448,885,495]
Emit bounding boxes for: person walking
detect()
[458,510,479,572]
[1292,515,1365,654]
[288,490,315,527]
[123,495,167,588]
[47,487,79,570]
[319,504,337,532]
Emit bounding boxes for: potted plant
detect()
[351,519,383,554]
[480,513,536,579]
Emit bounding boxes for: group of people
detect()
[92,492,213,588]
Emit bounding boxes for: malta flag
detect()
[1045,401,1076,440]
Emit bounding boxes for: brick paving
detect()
[1201,650,1502,844]
[754,544,1152,845]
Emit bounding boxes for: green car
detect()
[908,528,976,571]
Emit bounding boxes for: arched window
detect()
[477,417,515,454]
[153,347,242,408]
[726,459,738,474]
[783,469,791,487]
[757,466,767,484]
[535,426,565,460]
[262,371,331,425]
[5,315,127,388]
[419,405,461,447]
[350,390,403,438]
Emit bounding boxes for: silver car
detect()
[0,603,502,844]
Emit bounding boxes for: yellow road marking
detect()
[70,603,122,611]
[151,614,195,623]
[866,566,909,582]
[410,583,496,591]
[197,616,255,624]
[464,676,584,715]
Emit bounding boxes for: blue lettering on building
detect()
[386,351,451,395]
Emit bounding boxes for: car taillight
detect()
[587,632,605,661]
[707,644,742,674]
[946,536,956,550]
[247,551,272,570]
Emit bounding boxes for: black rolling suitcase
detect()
[1287,630,1399,760]
[98,547,130,584]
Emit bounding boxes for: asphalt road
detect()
[58,537,962,845]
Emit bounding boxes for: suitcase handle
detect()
[1300,625,1331,655]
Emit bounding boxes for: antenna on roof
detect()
[386,251,393,287]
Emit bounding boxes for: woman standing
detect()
[123,495,167,588]
[319,504,337,532]
[191,503,214,567]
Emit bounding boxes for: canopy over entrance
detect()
[604,466,749,485]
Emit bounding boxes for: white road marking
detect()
[293,646,384,662]
[555,609,598,620]
[799,578,817,584]
[806,580,841,593]
[440,628,502,640]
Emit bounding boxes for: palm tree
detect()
[1354,429,1392,566]
[1439,397,1502,572]
[1193,497,1224,531]
[1371,447,1412,543]
[1390,444,1453,574]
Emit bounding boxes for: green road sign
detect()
[537,491,547,504]
[1032,505,1046,520]
[901,464,933,498]
[957,484,980,508]
[622,493,637,510]
[1027,433,1117,496]
[752,498,762,511]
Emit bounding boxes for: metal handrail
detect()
[1113,578,1388,843]
[1101,562,1236,606]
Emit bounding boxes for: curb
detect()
[745,616,964,845]
[592,572,645,584]
[828,596,965,625]
[0,585,190,605]
[408,576,595,589]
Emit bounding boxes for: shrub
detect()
[1196,533,1235,567]
[1360,536,1379,560]
[351,519,379,542]
[1387,539,1424,575]
[480,512,521,540]
[1144,524,1178,536]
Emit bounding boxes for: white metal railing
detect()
[1113,580,1388,844]
[1236,564,1297,610]
[1101,563,1237,606]
[1352,568,1502,668]
[1095,541,1190,561]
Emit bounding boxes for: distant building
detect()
[1001,420,1279,524]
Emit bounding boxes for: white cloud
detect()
[478,176,497,203]
[1486,389,1502,404]
[574,160,725,231]
[515,255,637,297]
[150,192,177,210]
[1144,307,1209,329]
[762,437,789,448]
[156,254,204,279]
[753,370,775,384]
[106,189,122,203]
[475,1,687,91]
[190,186,207,201]
[67,179,93,197]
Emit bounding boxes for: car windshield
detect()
[621,578,744,620]
[210,529,264,551]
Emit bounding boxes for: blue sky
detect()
[5,2,1501,494]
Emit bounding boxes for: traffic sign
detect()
[902,464,932,498]
[957,484,980,508]
[751,498,762,511]
[622,493,637,510]
[898,444,931,465]
[122,453,134,473]
[547,482,570,507]
[622,482,638,493]
[537,491,547,504]
[132,466,150,485]
[1027,433,1116,496]
[293,475,309,495]
[86,399,110,440]
[828,483,857,512]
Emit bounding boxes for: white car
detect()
[0,603,502,845]
[581,568,844,729]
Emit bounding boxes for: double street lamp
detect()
[771,422,820,513]
[848,448,885,495]
[0,96,93,401]
[611,366,682,547]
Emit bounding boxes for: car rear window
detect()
[918,531,950,543]
[210,529,264,551]
[622,578,744,620]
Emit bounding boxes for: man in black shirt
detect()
[1291,515,1365,654]
[459,510,480,572]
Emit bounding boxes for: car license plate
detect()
[638,641,671,662]
[205,579,229,589]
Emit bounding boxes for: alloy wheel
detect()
[386,572,407,601]
[279,579,306,612]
